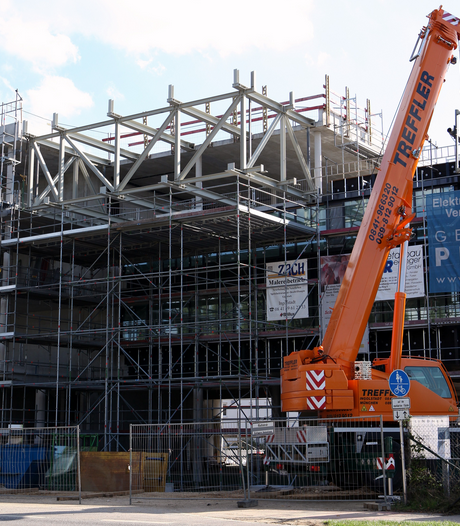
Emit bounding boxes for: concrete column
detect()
[34,389,46,444]
[35,389,46,428]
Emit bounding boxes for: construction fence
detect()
[0,418,459,508]
[0,425,81,501]
[130,416,460,507]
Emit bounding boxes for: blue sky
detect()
[1,0,459,147]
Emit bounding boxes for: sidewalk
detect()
[0,494,459,525]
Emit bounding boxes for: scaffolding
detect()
[0,72,393,450]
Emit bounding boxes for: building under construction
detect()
[1,71,459,451]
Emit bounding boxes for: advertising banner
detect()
[320,246,424,351]
[266,259,309,321]
[426,190,460,293]
[319,255,368,353]
[375,245,424,301]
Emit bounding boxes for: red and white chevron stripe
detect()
[306,370,325,390]
[377,454,395,470]
[443,11,460,26]
[387,454,395,470]
[296,429,307,443]
[307,396,326,410]
[266,434,275,443]
[263,456,270,465]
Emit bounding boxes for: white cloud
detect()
[136,59,152,70]
[24,118,53,138]
[305,51,331,69]
[0,16,79,71]
[1,77,16,96]
[136,59,166,76]
[26,76,93,120]
[317,52,330,67]
[0,77,15,109]
[151,63,166,76]
[82,0,316,56]
[106,85,125,101]
[0,0,315,64]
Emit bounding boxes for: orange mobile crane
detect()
[281,6,460,421]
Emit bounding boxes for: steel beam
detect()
[180,105,241,137]
[64,136,114,192]
[31,142,59,201]
[246,91,315,128]
[174,110,181,179]
[0,224,110,247]
[38,138,111,166]
[67,130,138,161]
[36,156,76,205]
[240,95,247,170]
[59,135,65,201]
[280,115,286,182]
[27,145,34,207]
[285,119,315,191]
[247,113,282,169]
[114,121,121,188]
[117,111,174,192]
[178,96,241,181]
[121,118,194,151]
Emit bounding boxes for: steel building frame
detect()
[0,73,384,451]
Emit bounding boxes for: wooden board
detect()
[80,452,130,493]
[142,453,168,492]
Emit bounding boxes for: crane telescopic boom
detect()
[281,7,460,418]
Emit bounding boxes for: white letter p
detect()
[435,247,450,266]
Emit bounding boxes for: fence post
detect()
[246,420,250,500]
[399,420,407,505]
[236,419,258,508]
[238,421,246,499]
[129,424,132,505]
[379,415,388,502]
[77,425,82,505]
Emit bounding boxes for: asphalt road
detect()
[0,495,459,525]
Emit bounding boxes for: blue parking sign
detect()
[426,191,460,293]
[389,369,410,397]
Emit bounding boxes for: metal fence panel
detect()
[130,422,247,499]
[130,416,403,502]
[406,416,460,507]
[0,425,81,501]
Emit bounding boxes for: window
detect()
[404,366,451,398]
